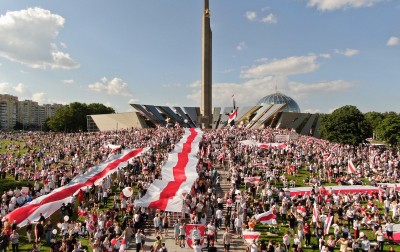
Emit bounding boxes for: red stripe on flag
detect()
[258,214,275,222]
[148,128,198,210]
[7,148,145,225]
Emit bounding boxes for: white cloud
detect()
[289,80,355,93]
[303,108,321,114]
[245,11,257,21]
[128,98,139,104]
[387,36,400,46]
[32,92,51,104]
[62,79,74,84]
[335,48,359,57]
[187,76,277,107]
[88,77,132,97]
[307,0,384,11]
[236,42,247,51]
[0,7,79,69]
[187,80,201,88]
[0,82,31,98]
[241,55,319,78]
[261,13,278,24]
[104,101,113,108]
[319,53,331,59]
[328,107,339,113]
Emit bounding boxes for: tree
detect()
[375,113,400,146]
[320,105,372,145]
[364,111,384,131]
[46,102,115,132]
[88,103,114,115]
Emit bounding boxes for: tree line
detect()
[46,102,115,132]
[320,105,400,147]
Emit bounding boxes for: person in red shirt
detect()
[304,222,311,247]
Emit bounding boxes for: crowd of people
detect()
[0,126,398,252]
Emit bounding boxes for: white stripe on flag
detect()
[134,128,203,212]
[7,147,149,227]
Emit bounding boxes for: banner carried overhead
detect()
[5,147,149,227]
[135,128,203,212]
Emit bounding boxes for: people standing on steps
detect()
[206,220,216,247]
[222,227,232,252]
[179,221,186,248]
[234,215,243,238]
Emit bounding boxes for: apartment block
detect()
[0,94,64,130]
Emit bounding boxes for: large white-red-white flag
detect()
[186,224,206,249]
[134,128,203,212]
[6,147,149,227]
[243,230,261,244]
[228,95,238,125]
[348,159,356,174]
[313,203,319,223]
[297,205,307,216]
[255,211,277,224]
[259,143,287,149]
[244,177,261,184]
[324,215,333,235]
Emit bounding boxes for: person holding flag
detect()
[227,95,238,127]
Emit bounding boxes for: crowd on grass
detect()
[0,126,399,252]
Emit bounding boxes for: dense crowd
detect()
[0,126,398,252]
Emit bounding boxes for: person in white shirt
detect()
[234,216,242,238]
[385,220,394,242]
[215,208,223,229]
[206,221,216,247]
[250,239,258,252]
[153,214,161,235]
[193,240,202,252]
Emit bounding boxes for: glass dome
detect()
[256,92,300,113]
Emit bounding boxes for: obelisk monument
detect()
[201,0,212,128]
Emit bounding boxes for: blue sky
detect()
[0,0,399,114]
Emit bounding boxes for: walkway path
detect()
[126,168,248,251]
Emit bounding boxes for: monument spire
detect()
[201,0,212,128]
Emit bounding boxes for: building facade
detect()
[0,94,64,130]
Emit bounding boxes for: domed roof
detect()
[256,92,300,113]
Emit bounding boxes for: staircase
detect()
[126,167,247,251]
[211,168,248,251]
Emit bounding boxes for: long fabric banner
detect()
[6,147,149,227]
[242,230,261,244]
[134,128,202,212]
[239,140,287,149]
[287,185,400,196]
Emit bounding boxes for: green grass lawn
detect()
[248,167,400,251]
[1,138,399,251]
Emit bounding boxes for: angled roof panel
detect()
[158,106,183,124]
[300,113,317,135]
[251,104,286,129]
[183,107,200,127]
[144,105,165,124]
[131,104,159,124]
[246,105,272,129]
[174,107,195,127]
[212,107,221,129]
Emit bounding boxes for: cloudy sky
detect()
[0,0,399,114]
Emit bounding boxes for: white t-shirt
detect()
[207,224,216,235]
[193,244,202,252]
[250,243,258,252]
[216,209,223,219]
